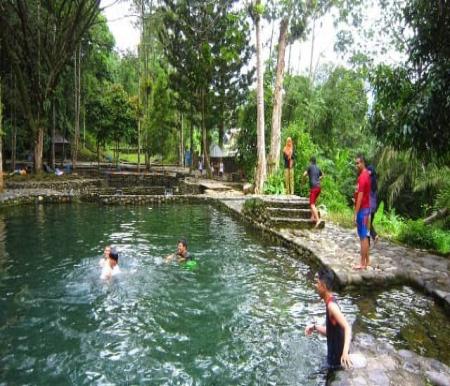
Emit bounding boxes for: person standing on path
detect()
[305,269,352,370]
[283,137,295,195]
[354,154,371,269]
[303,156,324,228]
[367,165,379,244]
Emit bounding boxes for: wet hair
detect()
[178,238,188,248]
[310,156,317,164]
[109,248,119,262]
[356,154,366,165]
[317,268,335,291]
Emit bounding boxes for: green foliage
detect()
[398,220,450,255]
[264,170,286,195]
[373,202,404,237]
[370,0,450,161]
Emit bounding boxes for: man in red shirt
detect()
[354,154,371,269]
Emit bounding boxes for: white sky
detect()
[101,1,402,77]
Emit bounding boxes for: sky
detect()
[100,1,403,77]
[101,0,345,77]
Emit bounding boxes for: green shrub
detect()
[398,219,450,254]
[373,201,404,237]
[264,170,285,195]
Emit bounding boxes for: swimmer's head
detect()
[104,245,111,258]
[109,248,119,264]
[177,238,188,255]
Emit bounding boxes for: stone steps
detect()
[270,217,325,229]
[266,207,311,219]
[261,197,309,209]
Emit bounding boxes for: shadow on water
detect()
[0,203,448,385]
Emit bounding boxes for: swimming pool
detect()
[0,203,447,384]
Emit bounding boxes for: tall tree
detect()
[161,0,251,177]
[267,0,331,175]
[252,0,267,193]
[0,0,101,172]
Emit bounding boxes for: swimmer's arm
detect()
[304,323,326,336]
[165,253,176,262]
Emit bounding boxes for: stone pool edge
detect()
[1,192,450,385]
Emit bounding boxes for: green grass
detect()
[327,201,450,255]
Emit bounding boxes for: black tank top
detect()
[326,296,345,368]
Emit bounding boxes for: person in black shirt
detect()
[305,269,352,369]
[303,156,324,227]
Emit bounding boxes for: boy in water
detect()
[165,238,191,263]
[99,245,111,268]
[100,248,120,279]
[305,269,352,369]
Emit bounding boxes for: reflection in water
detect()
[0,214,8,273]
[0,204,448,386]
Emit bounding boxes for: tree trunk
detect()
[137,118,141,173]
[254,0,266,194]
[52,99,56,169]
[268,17,289,176]
[0,79,3,192]
[424,208,449,224]
[201,88,212,178]
[72,44,81,170]
[219,102,225,149]
[180,112,184,166]
[11,73,17,172]
[34,127,44,173]
[97,141,100,172]
[309,16,316,81]
[189,116,194,171]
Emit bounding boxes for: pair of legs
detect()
[284,168,294,195]
[370,212,378,242]
[355,208,370,269]
[309,187,321,227]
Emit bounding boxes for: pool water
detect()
[0,204,448,385]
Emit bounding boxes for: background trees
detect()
[0,0,101,172]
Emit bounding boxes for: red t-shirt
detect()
[355,168,371,209]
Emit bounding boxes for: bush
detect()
[398,219,450,254]
[264,170,285,195]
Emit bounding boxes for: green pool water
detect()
[0,203,448,385]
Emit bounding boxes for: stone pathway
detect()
[335,333,450,386]
[218,195,450,386]
[219,195,450,309]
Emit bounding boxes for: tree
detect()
[267,0,332,175]
[0,1,101,172]
[161,0,252,177]
[0,76,3,192]
[249,0,266,193]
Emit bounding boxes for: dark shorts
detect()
[309,187,321,205]
[357,208,371,240]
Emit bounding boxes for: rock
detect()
[349,353,367,369]
[243,183,254,195]
[368,369,390,386]
[426,371,450,386]
[353,376,368,386]
[398,349,415,359]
